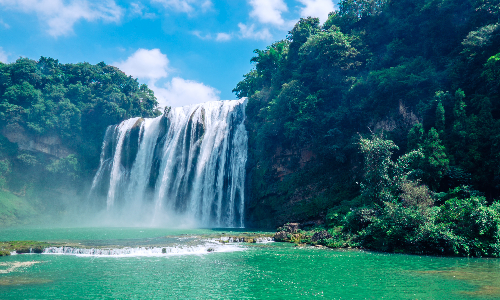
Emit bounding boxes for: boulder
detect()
[283,223,300,233]
[274,231,289,242]
[311,230,332,243]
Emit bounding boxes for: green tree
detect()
[435,96,445,135]
[287,17,321,69]
[407,123,424,151]
[438,191,500,257]
[422,127,449,190]
[450,89,467,163]
[358,133,422,204]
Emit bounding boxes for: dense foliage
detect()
[0,57,159,206]
[238,0,500,256]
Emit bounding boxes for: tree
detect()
[358,133,422,204]
[422,127,449,190]
[0,56,160,194]
[287,17,321,69]
[450,89,467,164]
[435,95,445,135]
[407,123,424,151]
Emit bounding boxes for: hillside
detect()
[237,0,500,256]
[0,58,160,223]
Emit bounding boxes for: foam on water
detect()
[42,243,245,257]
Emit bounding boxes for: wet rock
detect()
[284,223,300,233]
[311,230,332,243]
[274,231,289,242]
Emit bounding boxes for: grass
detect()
[0,190,38,227]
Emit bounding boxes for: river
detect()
[0,227,499,299]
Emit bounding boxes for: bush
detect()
[437,196,500,257]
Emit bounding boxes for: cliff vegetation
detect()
[236,0,500,256]
[0,58,160,224]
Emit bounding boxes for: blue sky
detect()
[0,0,338,108]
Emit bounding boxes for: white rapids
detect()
[41,243,245,257]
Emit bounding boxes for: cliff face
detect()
[244,139,356,229]
[272,146,316,178]
[1,124,75,159]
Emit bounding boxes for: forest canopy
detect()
[0,57,160,200]
[237,0,500,256]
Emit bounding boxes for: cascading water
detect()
[88,100,247,227]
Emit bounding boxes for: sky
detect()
[0,0,338,108]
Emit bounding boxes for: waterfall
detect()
[88,100,247,227]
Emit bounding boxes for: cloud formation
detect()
[114,48,169,80]
[248,0,288,26]
[152,0,212,14]
[0,0,123,37]
[216,32,231,42]
[0,18,9,29]
[192,31,232,42]
[298,0,335,23]
[114,48,220,107]
[0,47,8,63]
[130,2,156,19]
[153,77,220,108]
[238,23,272,40]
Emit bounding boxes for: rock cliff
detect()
[1,124,74,158]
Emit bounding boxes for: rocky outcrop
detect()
[1,124,74,158]
[311,230,332,242]
[273,146,316,179]
[274,222,301,241]
[283,223,300,233]
[273,231,289,242]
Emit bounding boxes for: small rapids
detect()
[39,236,273,257]
[42,243,245,257]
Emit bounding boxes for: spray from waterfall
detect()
[88,100,247,227]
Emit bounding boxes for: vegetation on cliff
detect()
[0,58,160,223]
[237,0,500,256]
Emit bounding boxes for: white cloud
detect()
[192,31,231,42]
[248,0,288,26]
[130,2,156,18]
[298,0,335,24]
[114,48,220,108]
[0,18,10,29]
[200,0,212,11]
[192,30,212,40]
[0,47,8,63]
[215,32,231,41]
[0,0,123,37]
[152,0,213,14]
[114,48,169,80]
[152,77,220,107]
[238,23,272,40]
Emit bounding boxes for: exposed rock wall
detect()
[245,140,336,229]
[1,124,74,158]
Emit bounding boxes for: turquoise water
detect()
[1,228,499,299]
